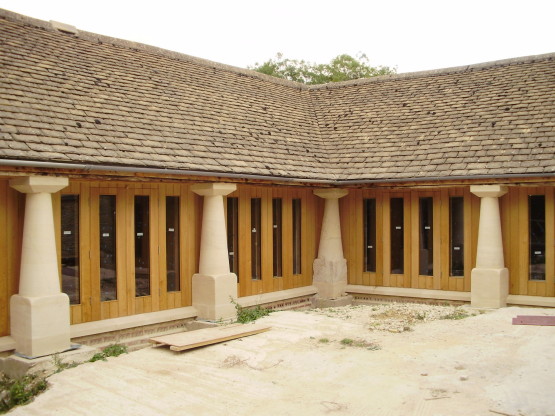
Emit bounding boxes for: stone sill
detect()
[346,285,471,302]
[507,295,555,308]
[238,286,318,308]
[0,336,16,354]
[70,306,198,339]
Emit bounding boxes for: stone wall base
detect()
[351,294,466,307]
[312,295,353,308]
[72,318,207,352]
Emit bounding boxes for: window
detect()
[166,196,180,292]
[363,198,376,272]
[251,198,262,280]
[529,195,545,281]
[134,195,150,296]
[99,195,117,301]
[449,197,464,276]
[292,198,302,275]
[390,197,404,274]
[227,197,239,276]
[272,198,283,277]
[419,197,433,276]
[61,195,80,305]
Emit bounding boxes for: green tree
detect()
[249,53,396,84]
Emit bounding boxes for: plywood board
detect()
[512,315,555,326]
[150,323,271,351]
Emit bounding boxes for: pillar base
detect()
[10,293,71,358]
[192,273,238,321]
[313,258,347,299]
[471,267,509,308]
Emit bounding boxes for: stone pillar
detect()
[9,176,70,357]
[313,189,350,304]
[470,185,509,308]
[191,183,238,320]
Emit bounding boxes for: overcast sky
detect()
[2,0,554,74]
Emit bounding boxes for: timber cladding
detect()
[501,186,555,297]
[0,180,24,337]
[1,179,322,331]
[341,187,480,292]
[228,185,321,298]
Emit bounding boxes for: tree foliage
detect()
[250,53,396,85]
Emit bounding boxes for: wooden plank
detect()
[375,191,384,287]
[150,323,271,352]
[410,191,419,289]
[546,188,555,297]
[512,315,555,326]
[0,181,8,336]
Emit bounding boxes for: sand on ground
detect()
[8,304,555,416]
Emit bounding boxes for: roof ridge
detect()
[307,52,555,90]
[0,7,309,91]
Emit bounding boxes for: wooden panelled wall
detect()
[2,179,555,337]
[501,186,555,297]
[228,186,321,298]
[53,180,202,324]
[0,180,24,337]
[341,188,480,292]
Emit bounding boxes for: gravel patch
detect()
[305,302,480,333]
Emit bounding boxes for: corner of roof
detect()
[0,7,310,91]
[307,52,555,91]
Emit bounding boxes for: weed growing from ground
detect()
[338,338,381,350]
[441,308,473,320]
[0,373,47,414]
[52,354,78,373]
[319,338,329,343]
[89,344,128,362]
[340,338,354,346]
[230,297,271,323]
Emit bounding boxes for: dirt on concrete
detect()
[8,304,555,416]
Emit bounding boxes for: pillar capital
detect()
[470,185,508,198]
[314,188,348,199]
[191,183,236,197]
[10,176,68,194]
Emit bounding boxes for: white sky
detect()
[2,0,554,74]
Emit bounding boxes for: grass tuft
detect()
[230,297,272,324]
[89,344,128,363]
[0,373,47,414]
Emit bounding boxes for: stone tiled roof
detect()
[1,9,554,183]
[310,57,555,181]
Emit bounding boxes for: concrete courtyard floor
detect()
[9,305,555,416]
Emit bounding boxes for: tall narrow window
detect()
[363,198,376,272]
[419,197,434,276]
[390,197,404,274]
[251,198,262,280]
[99,195,117,301]
[272,198,283,277]
[166,196,180,292]
[227,197,239,277]
[292,198,302,275]
[449,197,464,276]
[61,195,80,305]
[529,195,545,281]
[135,195,150,296]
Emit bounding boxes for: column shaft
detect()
[313,189,349,301]
[9,176,70,357]
[470,185,509,308]
[191,183,237,320]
